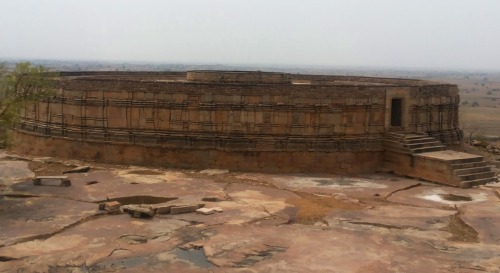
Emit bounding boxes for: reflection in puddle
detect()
[174,248,214,268]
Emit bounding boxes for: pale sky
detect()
[1,0,500,70]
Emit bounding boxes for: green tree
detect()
[0,62,55,147]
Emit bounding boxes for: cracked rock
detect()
[202,196,225,202]
[63,166,91,174]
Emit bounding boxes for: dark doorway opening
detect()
[391,98,403,127]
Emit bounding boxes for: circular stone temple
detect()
[13,70,462,175]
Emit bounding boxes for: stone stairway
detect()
[384,132,496,188]
[384,132,446,154]
[448,155,496,188]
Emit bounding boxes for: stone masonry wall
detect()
[17,78,386,153]
[12,72,461,173]
[408,85,461,144]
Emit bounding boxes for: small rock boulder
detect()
[99,201,121,213]
[471,140,482,146]
[196,207,223,215]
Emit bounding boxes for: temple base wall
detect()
[13,132,383,174]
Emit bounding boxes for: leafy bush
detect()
[0,62,55,147]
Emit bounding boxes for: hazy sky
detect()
[1,0,499,70]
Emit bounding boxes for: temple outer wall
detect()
[13,131,383,174]
[12,71,461,174]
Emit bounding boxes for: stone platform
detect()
[384,132,496,188]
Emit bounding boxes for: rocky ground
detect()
[1,150,500,273]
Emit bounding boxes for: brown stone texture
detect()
[13,71,461,173]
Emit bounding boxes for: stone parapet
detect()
[187,70,290,84]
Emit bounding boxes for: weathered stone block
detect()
[104,201,121,212]
[196,207,223,215]
[170,205,199,215]
[122,205,155,218]
[33,176,71,187]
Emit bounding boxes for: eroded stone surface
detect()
[239,172,422,199]
[0,196,99,247]
[1,152,499,273]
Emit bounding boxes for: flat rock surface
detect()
[239,172,423,199]
[1,150,500,272]
[0,196,99,247]
[0,160,34,186]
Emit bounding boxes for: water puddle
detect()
[234,245,287,267]
[174,248,214,268]
[439,194,472,202]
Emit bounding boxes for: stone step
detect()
[459,177,497,189]
[384,136,445,154]
[450,161,488,170]
[411,146,446,153]
[385,132,427,141]
[403,141,443,149]
[458,171,496,181]
[402,137,438,143]
[453,166,492,176]
[403,135,431,140]
[447,156,484,165]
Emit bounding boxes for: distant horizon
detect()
[2,57,499,74]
